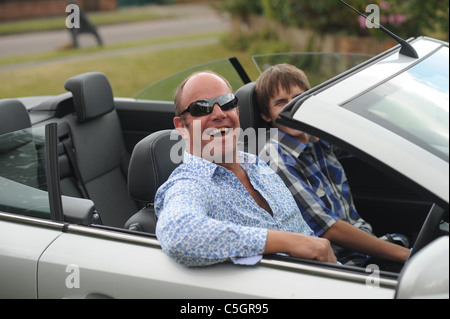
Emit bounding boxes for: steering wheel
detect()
[410,204,447,258]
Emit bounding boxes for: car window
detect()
[134,58,250,101]
[0,126,51,219]
[252,53,373,87]
[343,47,449,162]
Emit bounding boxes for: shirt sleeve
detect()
[155,177,268,267]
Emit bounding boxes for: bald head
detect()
[174,71,233,116]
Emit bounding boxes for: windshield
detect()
[344,47,449,162]
[0,126,51,219]
[134,58,250,101]
[252,53,373,87]
[134,54,374,101]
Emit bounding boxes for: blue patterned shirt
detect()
[155,151,313,267]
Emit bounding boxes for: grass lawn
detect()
[0,7,173,36]
[0,34,261,99]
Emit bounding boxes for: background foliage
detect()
[220,0,449,40]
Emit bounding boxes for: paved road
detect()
[0,4,230,59]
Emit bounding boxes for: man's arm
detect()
[264,230,337,263]
[321,220,410,263]
[156,179,268,266]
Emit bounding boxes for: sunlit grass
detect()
[0,7,173,36]
[0,32,224,66]
[0,35,260,99]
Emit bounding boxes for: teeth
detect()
[207,128,230,137]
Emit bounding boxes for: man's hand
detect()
[264,230,337,263]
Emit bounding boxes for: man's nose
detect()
[210,104,226,120]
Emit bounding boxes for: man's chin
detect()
[203,140,237,164]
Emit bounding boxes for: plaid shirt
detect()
[260,131,373,265]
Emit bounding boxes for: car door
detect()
[37,223,400,299]
[36,227,180,299]
[0,216,62,298]
[0,125,62,298]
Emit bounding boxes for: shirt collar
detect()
[183,152,218,178]
[272,131,331,157]
[272,131,309,158]
[183,151,262,178]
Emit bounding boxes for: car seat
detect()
[63,72,139,227]
[0,99,40,188]
[0,99,32,135]
[235,82,271,155]
[125,129,184,233]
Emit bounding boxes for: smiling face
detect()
[174,72,240,164]
[261,84,309,144]
[256,64,311,145]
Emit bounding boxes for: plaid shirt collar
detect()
[272,130,331,158]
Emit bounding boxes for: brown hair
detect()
[174,70,233,117]
[255,64,311,118]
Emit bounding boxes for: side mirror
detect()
[395,236,449,299]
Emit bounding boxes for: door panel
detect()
[38,231,264,299]
[0,219,61,298]
[37,228,395,299]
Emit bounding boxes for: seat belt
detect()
[62,138,90,199]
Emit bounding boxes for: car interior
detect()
[0,99,50,219]
[1,68,446,274]
[0,99,36,188]
[61,72,140,227]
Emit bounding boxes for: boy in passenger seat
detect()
[256,64,410,270]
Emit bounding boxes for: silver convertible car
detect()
[0,35,448,300]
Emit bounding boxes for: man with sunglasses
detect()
[154,71,336,267]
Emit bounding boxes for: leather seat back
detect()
[126,129,184,233]
[235,82,271,155]
[63,72,138,227]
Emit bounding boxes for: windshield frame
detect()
[252,52,374,88]
[343,46,449,162]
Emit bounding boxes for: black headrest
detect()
[64,72,114,123]
[128,130,184,203]
[0,99,31,136]
[235,82,269,131]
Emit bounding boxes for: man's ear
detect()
[174,117,189,140]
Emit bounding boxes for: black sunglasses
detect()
[179,94,238,117]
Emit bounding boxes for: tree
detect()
[220,0,449,40]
